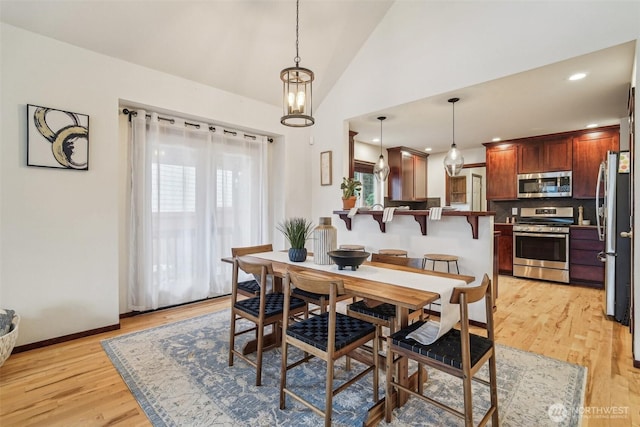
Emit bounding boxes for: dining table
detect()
[224,250,475,426]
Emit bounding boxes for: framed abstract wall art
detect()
[27,104,89,170]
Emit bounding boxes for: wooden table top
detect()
[223,252,475,312]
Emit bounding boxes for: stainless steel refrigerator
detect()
[596,151,631,324]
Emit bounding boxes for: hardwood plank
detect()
[1,280,638,426]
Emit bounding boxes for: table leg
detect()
[395,305,410,406]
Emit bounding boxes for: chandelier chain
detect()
[294,0,300,65]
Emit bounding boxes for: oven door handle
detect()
[513,232,567,238]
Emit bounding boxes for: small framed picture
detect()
[320,151,332,186]
[27,104,89,170]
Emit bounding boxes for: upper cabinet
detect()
[517,137,572,174]
[572,128,620,199]
[388,147,428,201]
[485,126,619,201]
[485,144,518,200]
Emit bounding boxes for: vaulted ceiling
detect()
[1,1,635,154]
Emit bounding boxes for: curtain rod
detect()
[121,108,273,143]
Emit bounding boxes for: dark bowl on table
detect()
[327,250,371,271]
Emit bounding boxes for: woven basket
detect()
[0,314,19,367]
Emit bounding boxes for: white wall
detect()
[311,1,639,221]
[0,23,312,345]
[354,140,381,164]
[308,1,639,335]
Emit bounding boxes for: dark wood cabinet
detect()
[449,175,467,204]
[486,144,517,200]
[518,137,572,174]
[495,224,513,275]
[517,143,543,174]
[388,147,428,201]
[569,227,604,288]
[572,128,619,199]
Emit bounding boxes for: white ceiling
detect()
[0,0,393,108]
[1,1,636,156]
[349,41,636,154]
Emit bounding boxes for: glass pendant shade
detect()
[281,66,314,127]
[443,97,464,176]
[374,154,390,181]
[374,116,389,181]
[443,143,464,177]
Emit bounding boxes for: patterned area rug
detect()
[102,309,586,426]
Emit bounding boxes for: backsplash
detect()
[490,199,598,224]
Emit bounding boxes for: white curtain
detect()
[128,110,268,311]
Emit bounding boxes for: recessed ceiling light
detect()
[492,137,501,142]
[425,147,432,152]
[372,138,380,143]
[569,72,587,81]
[586,123,598,128]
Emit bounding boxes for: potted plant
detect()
[277,217,314,262]
[340,177,362,209]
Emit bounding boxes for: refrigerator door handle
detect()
[595,161,605,241]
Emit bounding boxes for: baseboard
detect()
[13,323,120,354]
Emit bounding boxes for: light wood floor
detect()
[0,276,638,426]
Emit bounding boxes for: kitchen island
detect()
[331,209,496,324]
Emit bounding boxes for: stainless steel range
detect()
[513,207,574,283]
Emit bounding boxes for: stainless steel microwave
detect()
[517,171,572,198]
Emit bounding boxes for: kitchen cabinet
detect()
[572,127,619,199]
[388,147,428,201]
[495,224,513,275]
[517,137,572,174]
[486,144,517,200]
[448,176,467,204]
[569,227,604,288]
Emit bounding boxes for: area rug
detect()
[102,310,586,426]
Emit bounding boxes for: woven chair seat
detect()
[348,300,407,321]
[237,279,260,295]
[286,312,375,351]
[235,293,306,318]
[390,320,493,370]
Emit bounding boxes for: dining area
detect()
[224,244,499,426]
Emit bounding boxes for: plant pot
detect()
[342,196,357,210]
[288,247,308,262]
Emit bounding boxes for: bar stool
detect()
[423,253,460,273]
[339,244,365,251]
[378,249,408,257]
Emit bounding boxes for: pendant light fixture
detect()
[373,116,390,181]
[280,0,314,127]
[443,97,464,177]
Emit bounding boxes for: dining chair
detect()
[291,284,354,317]
[385,273,498,427]
[280,270,379,427]
[229,256,307,386]
[346,253,424,354]
[231,244,273,297]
